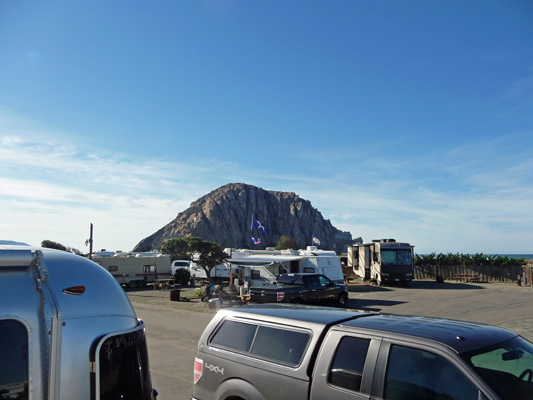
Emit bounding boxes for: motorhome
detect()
[347,239,414,286]
[0,244,156,399]
[92,251,171,288]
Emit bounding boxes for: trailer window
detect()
[0,320,29,400]
[143,265,156,273]
[97,324,154,400]
[107,266,118,272]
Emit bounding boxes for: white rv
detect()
[224,246,345,287]
[347,239,414,286]
[92,251,171,288]
[0,244,157,399]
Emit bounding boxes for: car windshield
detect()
[381,250,412,266]
[461,336,533,400]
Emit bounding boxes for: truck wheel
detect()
[337,293,348,308]
[128,280,136,288]
[136,280,145,288]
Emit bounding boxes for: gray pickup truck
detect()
[249,273,349,307]
[192,305,533,400]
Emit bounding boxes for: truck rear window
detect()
[210,320,310,366]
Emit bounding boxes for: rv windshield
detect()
[461,336,533,400]
[381,250,412,266]
[97,323,154,400]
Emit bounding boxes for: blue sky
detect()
[1,1,532,254]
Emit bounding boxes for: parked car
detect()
[249,273,349,307]
[192,305,533,400]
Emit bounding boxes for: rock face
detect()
[133,183,355,254]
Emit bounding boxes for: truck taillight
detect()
[277,292,285,301]
[194,357,203,384]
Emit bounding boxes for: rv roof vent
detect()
[281,249,299,255]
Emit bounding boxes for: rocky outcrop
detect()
[133,183,355,254]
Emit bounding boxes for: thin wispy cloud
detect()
[1,117,532,254]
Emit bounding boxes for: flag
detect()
[312,237,321,245]
[252,216,269,234]
[252,236,261,245]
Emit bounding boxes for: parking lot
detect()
[127,280,533,400]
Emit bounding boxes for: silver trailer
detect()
[347,239,414,286]
[0,244,156,399]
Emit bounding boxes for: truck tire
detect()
[337,293,348,308]
[128,280,136,288]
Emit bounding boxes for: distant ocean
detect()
[418,254,533,259]
[494,254,533,260]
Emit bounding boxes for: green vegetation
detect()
[275,235,296,250]
[41,240,67,251]
[414,253,527,268]
[160,236,227,284]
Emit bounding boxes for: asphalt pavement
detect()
[127,279,533,400]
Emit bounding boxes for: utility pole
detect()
[86,223,94,260]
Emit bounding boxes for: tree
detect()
[160,237,227,284]
[160,237,190,262]
[275,235,296,250]
[41,240,67,251]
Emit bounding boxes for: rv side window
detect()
[303,267,315,273]
[108,266,118,272]
[143,265,155,273]
[97,325,154,400]
[251,270,261,279]
[0,319,29,400]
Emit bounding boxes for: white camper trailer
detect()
[92,251,172,288]
[225,246,345,287]
[0,244,157,399]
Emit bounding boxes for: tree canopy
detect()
[160,237,228,283]
[41,240,67,251]
[275,235,296,250]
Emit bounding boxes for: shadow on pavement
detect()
[407,280,485,290]
[347,280,485,292]
[347,298,407,312]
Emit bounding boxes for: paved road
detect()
[129,280,533,400]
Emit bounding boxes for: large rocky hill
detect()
[133,183,357,254]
